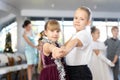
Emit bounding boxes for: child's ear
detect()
[44,30,47,36]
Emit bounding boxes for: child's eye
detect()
[78,17,85,21]
[50,30,54,32]
[74,17,77,19]
[57,30,60,33]
[80,18,84,20]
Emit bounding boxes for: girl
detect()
[39,20,66,80]
[52,6,93,80]
[22,20,38,80]
[37,31,46,73]
[89,26,114,80]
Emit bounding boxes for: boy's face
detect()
[73,9,90,32]
[45,29,60,42]
[112,29,119,38]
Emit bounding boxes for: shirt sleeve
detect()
[98,42,107,50]
[104,39,108,46]
[76,30,90,49]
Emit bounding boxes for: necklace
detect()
[42,38,66,80]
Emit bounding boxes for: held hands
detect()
[93,49,100,55]
[34,46,40,50]
[52,46,65,59]
[37,45,42,50]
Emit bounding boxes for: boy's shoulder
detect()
[76,29,87,35]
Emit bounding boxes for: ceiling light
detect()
[51,4,55,8]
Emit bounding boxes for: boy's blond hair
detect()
[76,6,92,20]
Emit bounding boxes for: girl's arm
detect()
[53,31,89,58]
[53,38,83,58]
[112,55,119,64]
[43,43,63,57]
[98,52,115,67]
[23,32,37,48]
[93,48,115,67]
[93,49,100,55]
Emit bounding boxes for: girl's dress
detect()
[88,41,113,80]
[40,53,60,80]
[24,31,38,65]
[39,39,67,80]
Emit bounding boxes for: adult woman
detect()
[22,20,38,80]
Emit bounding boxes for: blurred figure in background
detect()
[89,26,114,80]
[22,20,38,80]
[105,26,120,80]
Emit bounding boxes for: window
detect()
[63,21,75,43]
[92,20,107,42]
[0,22,17,52]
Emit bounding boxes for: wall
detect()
[21,9,120,18]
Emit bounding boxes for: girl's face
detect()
[45,29,60,42]
[25,24,32,31]
[73,9,90,32]
[92,29,100,40]
[112,29,119,38]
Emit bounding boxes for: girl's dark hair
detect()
[39,30,45,41]
[91,26,97,33]
[22,20,31,28]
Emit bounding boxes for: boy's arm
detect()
[61,38,83,56]
[113,42,120,64]
[62,31,90,56]
[112,55,119,64]
[64,36,72,46]
[53,32,89,58]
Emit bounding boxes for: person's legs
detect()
[27,65,33,80]
[66,66,82,80]
[82,66,92,80]
[112,61,119,80]
[66,65,92,80]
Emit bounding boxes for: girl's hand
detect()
[52,47,65,59]
[35,46,40,50]
[93,49,100,55]
[37,45,42,50]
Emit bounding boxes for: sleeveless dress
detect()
[39,40,68,80]
[40,53,60,80]
[24,31,38,65]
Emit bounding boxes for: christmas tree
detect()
[3,32,14,53]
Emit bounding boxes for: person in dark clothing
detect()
[104,26,120,80]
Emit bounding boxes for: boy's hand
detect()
[52,47,65,59]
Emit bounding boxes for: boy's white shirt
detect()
[65,26,93,66]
